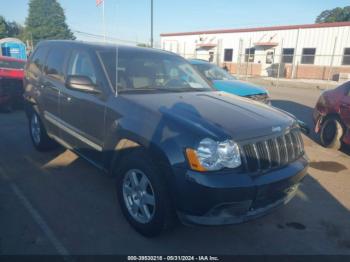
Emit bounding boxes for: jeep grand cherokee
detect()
[24,41,308,237]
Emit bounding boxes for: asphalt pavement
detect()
[0,86,349,255]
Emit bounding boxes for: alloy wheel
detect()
[122,169,156,224]
[31,114,41,145]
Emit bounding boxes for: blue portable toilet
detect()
[0,38,27,60]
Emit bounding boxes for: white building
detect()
[160,22,350,80]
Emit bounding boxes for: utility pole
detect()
[151,0,154,48]
[103,0,106,42]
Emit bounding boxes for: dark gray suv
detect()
[24,40,308,237]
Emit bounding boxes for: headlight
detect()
[186,138,241,172]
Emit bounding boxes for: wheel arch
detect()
[322,112,344,129]
[108,136,178,206]
[319,113,345,149]
[109,137,174,182]
[24,100,40,119]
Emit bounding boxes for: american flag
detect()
[96,0,104,6]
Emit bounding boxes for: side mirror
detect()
[66,75,101,94]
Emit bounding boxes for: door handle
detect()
[66,96,72,102]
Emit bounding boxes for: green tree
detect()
[0,15,23,39]
[316,6,350,23]
[7,21,24,38]
[0,16,9,38]
[25,0,75,45]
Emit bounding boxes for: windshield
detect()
[192,63,236,81]
[98,47,213,93]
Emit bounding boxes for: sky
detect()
[1,0,349,46]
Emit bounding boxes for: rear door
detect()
[24,45,48,109]
[60,46,109,163]
[40,45,70,138]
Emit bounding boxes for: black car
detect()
[24,41,308,237]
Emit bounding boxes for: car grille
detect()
[241,129,304,173]
[246,94,269,104]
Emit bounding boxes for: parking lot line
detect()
[0,166,70,257]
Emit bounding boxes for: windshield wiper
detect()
[168,87,212,92]
[118,87,177,93]
[118,86,211,93]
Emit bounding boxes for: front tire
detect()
[319,116,344,150]
[29,111,57,152]
[115,149,176,237]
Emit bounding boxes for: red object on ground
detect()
[0,56,25,79]
[313,81,350,145]
[0,56,26,109]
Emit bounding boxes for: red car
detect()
[313,81,350,149]
[0,56,26,111]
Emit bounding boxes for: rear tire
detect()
[114,148,176,237]
[29,111,57,152]
[319,116,344,150]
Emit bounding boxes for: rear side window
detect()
[45,47,68,82]
[28,46,48,78]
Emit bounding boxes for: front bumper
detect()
[172,155,308,226]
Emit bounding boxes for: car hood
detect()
[122,91,295,142]
[213,80,267,97]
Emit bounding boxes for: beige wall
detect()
[285,64,350,80]
[222,63,262,76]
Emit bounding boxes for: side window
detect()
[336,81,350,96]
[244,48,255,62]
[45,47,67,82]
[301,48,316,64]
[224,49,233,62]
[67,50,97,85]
[282,48,294,64]
[342,48,350,66]
[28,47,48,78]
[343,82,350,96]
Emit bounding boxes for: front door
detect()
[60,48,108,164]
[261,48,275,77]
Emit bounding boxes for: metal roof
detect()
[160,21,350,37]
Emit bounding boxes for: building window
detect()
[266,51,274,64]
[224,49,233,62]
[282,48,294,64]
[301,48,316,64]
[245,48,255,62]
[342,48,350,66]
[209,52,214,63]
